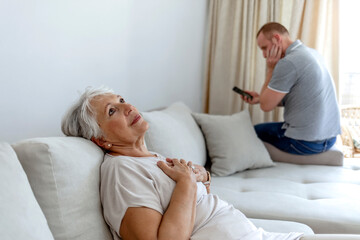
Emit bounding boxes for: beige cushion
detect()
[264,142,343,166]
[142,102,207,166]
[0,142,54,240]
[192,110,275,176]
[12,137,112,240]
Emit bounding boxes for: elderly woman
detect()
[61,87,303,240]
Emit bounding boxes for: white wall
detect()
[0,0,208,143]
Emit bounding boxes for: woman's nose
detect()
[123,104,133,116]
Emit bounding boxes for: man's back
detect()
[269,40,341,141]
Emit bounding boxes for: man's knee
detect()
[254,123,264,138]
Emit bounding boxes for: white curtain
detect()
[203,0,339,124]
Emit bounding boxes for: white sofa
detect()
[1,102,360,240]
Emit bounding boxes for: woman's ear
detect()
[91,137,110,149]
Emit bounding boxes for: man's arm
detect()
[241,39,287,109]
[258,67,286,112]
[258,42,286,111]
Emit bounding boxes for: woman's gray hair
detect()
[61,86,114,140]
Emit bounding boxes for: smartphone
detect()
[232,86,253,100]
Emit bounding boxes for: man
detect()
[243,22,341,155]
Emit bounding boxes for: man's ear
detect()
[272,34,281,44]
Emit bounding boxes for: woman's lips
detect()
[131,114,141,126]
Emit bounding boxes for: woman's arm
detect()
[120,158,197,240]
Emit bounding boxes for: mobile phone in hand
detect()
[232,86,253,100]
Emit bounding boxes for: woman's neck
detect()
[107,138,153,158]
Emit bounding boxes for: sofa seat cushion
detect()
[0,142,54,240]
[264,142,344,166]
[12,137,112,240]
[211,162,360,234]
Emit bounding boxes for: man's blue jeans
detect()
[254,122,336,155]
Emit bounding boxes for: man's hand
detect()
[266,38,282,69]
[241,91,260,104]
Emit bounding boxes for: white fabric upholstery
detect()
[301,234,360,240]
[142,102,207,166]
[192,110,275,176]
[0,142,54,240]
[12,137,112,240]
[264,142,344,166]
[211,162,360,234]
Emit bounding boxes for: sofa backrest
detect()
[0,142,54,240]
[12,137,113,240]
[142,102,207,166]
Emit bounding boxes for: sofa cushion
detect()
[211,162,360,234]
[192,110,275,176]
[142,102,206,166]
[264,142,344,166]
[301,234,360,239]
[0,142,54,240]
[12,137,112,240]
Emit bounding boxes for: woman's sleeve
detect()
[100,159,163,236]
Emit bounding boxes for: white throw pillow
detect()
[0,142,54,240]
[192,110,275,176]
[142,102,207,166]
[12,137,112,240]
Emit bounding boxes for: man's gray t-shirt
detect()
[268,40,341,141]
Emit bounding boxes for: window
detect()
[339,0,360,106]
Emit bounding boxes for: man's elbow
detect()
[260,102,274,112]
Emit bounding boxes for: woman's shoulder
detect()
[102,154,132,168]
[101,153,163,174]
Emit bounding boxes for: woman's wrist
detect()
[203,171,211,194]
[202,171,211,185]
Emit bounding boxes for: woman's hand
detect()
[192,164,208,183]
[157,158,197,184]
[161,158,208,183]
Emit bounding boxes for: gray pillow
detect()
[192,110,275,176]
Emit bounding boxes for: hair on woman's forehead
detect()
[89,93,119,106]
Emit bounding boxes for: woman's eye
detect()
[120,98,125,103]
[109,108,116,116]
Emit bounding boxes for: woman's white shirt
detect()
[100,153,302,240]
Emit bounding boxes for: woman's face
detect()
[90,94,149,146]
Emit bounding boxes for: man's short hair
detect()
[256,22,289,39]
